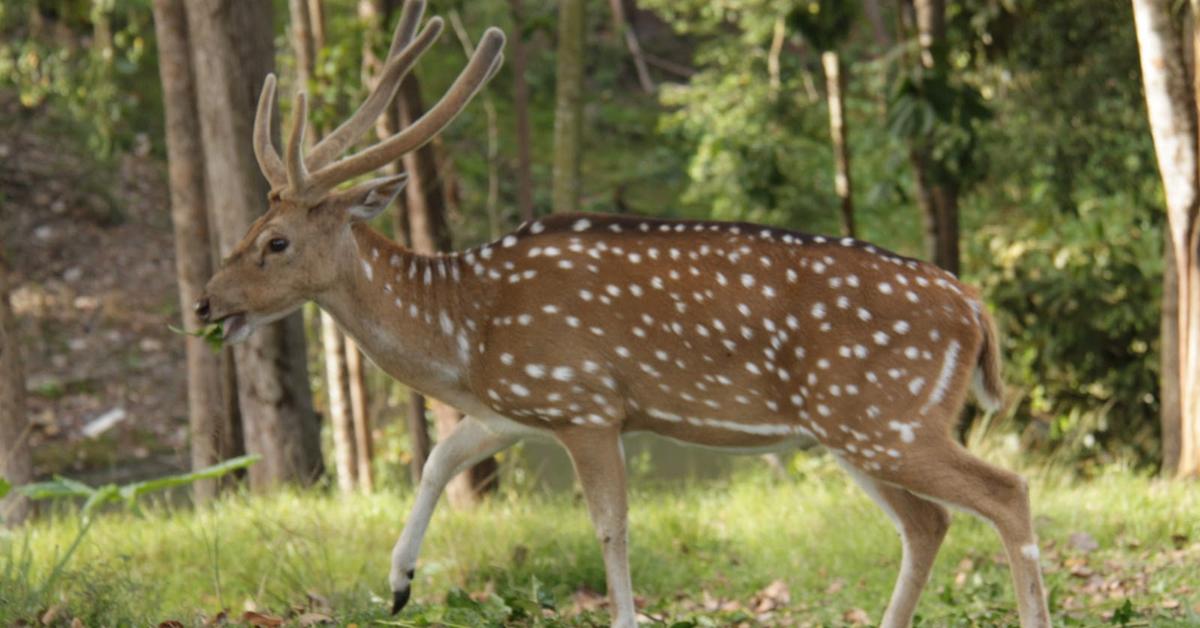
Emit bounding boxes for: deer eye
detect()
[268,237,289,253]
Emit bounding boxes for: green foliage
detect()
[168,322,225,353]
[887,66,991,187]
[3,468,1199,625]
[786,0,856,52]
[973,206,1162,469]
[0,0,160,156]
[9,455,258,607]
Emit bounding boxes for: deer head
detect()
[195,0,504,343]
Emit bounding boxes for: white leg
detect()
[837,458,950,628]
[390,415,518,613]
[557,428,636,628]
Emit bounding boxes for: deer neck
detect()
[314,223,477,403]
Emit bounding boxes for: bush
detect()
[970,204,1163,471]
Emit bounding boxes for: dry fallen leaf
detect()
[1069,531,1099,553]
[842,607,872,625]
[296,612,334,626]
[751,579,790,613]
[240,611,284,627]
[571,586,607,613]
[825,578,846,594]
[40,604,64,626]
[157,622,185,628]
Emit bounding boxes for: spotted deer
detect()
[194,2,1050,626]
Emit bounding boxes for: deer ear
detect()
[345,174,408,221]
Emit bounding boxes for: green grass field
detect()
[2,455,1199,627]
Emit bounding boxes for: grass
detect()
[2,455,1199,627]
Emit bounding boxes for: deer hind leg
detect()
[879,439,1051,628]
[836,458,950,628]
[390,416,519,614]
[556,427,636,628]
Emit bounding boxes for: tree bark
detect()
[397,71,498,505]
[862,0,893,49]
[321,313,357,492]
[907,0,960,275]
[185,0,323,489]
[0,262,31,526]
[509,0,536,222]
[291,0,363,493]
[152,0,234,503]
[345,337,374,492]
[553,0,585,214]
[1162,231,1182,473]
[1132,0,1200,478]
[821,50,855,238]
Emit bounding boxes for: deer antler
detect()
[251,0,504,203]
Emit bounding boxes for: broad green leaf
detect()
[20,476,96,500]
[119,454,260,501]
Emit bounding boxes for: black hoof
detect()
[391,586,411,615]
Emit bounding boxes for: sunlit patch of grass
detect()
[2,457,1199,626]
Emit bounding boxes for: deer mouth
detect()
[218,312,252,344]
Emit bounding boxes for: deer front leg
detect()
[557,428,637,628]
[390,415,518,614]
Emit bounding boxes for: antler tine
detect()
[307,28,506,194]
[387,0,427,58]
[305,8,441,171]
[285,91,310,194]
[253,74,288,188]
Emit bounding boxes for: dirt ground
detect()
[2,96,190,482]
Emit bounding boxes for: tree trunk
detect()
[509,0,536,222]
[152,0,233,503]
[185,0,323,489]
[397,74,498,504]
[345,337,374,492]
[1162,231,1182,473]
[907,0,960,274]
[0,262,31,526]
[862,0,893,50]
[291,0,362,493]
[820,50,855,238]
[1132,0,1200,478]
[553,0,585,214]
[321,313,357,492]
[406,392,430,484]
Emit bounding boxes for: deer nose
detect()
[194,297,211,323]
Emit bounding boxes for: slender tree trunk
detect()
[1133,0,1200,478]
[509,0,536,222]
[862,0,893,49]
[0,262,31,526]
[292,0,362,493]
[553,0,585,214]
[768,17,785,100]
[820,50,855,238]
[906,0,960,274]
[398,74,499,505]
[152,0,232,502]
[608,0,654,94]
[322,313,357,492]
[359,0,431,486]
[1162,232,1182,473]
[345,337,373,491]
[185,0,323,489]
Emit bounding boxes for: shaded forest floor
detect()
[2,466,1199,627]
[1,94,194,483]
